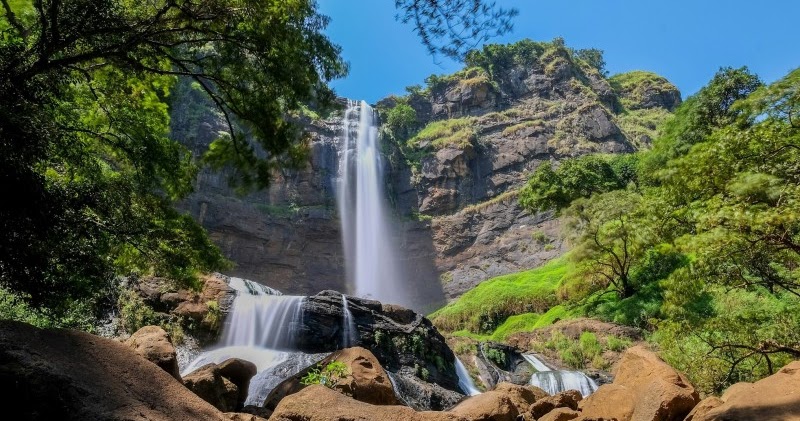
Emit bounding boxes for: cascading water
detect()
[341,295,358,347]
[523,354,598,396]
[455,358,481,396]
[337,100,408,306]
[182,277,308,406]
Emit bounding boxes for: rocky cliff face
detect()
[171,39,680,307]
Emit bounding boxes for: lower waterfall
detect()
[523,354,598,396]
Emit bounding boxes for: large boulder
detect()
[529,390,582,419]
[449,382,545,421]
[264,347,398,408]
[271,384,467,421]
[0,320,230,420]
[684,361,800,421]
[218,358,258,409]
[125,325,181,380]
[578,346,699,421]
[539,407,581,421]
[183,363,240,412]
[294,291,463,408]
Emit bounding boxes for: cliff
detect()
[170,39,680,308]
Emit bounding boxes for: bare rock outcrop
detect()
[270,385,467,421]
[578,346,700,421]
[684,361,800,421]
[125,325,182,380]
[0,320,230,420]
[264,347,398,408]
[183,358,257,412]
[449,382,545,421]
[529,390,583,419]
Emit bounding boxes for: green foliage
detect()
[117,288,160,335]
[605,335,632,352]
[408,117,477,150]
[641,67,762,180]
[614,108,672,146]
[574,48,607,75]
[609,71,679,110]
[518,155,630,213]
[484,347,507,367]
[0,0,348,322]
[301,361,349,388]
[430,258,569,333]
[386,101,418,140]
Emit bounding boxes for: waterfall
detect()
[523,354,598,396]
[183,277,308,406]
[455,357,481,396]
[341,294,358,347]
[337,100,408,306]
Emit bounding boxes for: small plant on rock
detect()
[301,361,349,388]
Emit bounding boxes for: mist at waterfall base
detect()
[336,100,411,308]
[182,278,308,406]
[523,354,598,396]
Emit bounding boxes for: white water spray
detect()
[523,354,598,396]
[183,277,307,406]
[341,294,358,347]
[455,357,481,396]
[337,100,407,306]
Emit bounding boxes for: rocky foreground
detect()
[1,320,799,420]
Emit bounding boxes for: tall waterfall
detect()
[183,278,306,406]
[523,354,598,396]
[337,100,407,306]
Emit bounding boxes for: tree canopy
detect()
[0,0,346,321]
[519,66,800,393]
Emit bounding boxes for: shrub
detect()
[606,335,631,352]
[484,347,507,367]
[579,332,602,360]
[301,361,349,388]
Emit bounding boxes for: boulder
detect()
[0,320,229,420]
[271,384,468,421]
[529,390,582,419]
[684,361,800,421]
[449,382,544,421]
[539,407,581,421]
[578,346,699,421]
[125,325,181,380]
[218,358,258,409]
[224,413,270,421]
[264,347,398,408]
[183,363,240,412]
[326,347,399,405]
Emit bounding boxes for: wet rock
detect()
[218,358,258,409]
[125,325,182,380]
[183,363,240,412]
[684,361,800,421]
[296,291,461,393]
[578,346,699,421]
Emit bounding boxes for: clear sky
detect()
[318,0,800,104]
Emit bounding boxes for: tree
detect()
[394,0,518,61]
[574,48,606,75]
[564,190,648,298]
[0,0,346,317]
[518,154,634,213]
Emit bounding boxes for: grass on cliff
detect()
[408,117,477,150]
[609,70,678,110]
[430,258,571,334]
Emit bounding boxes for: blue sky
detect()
[318,0,800,103]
